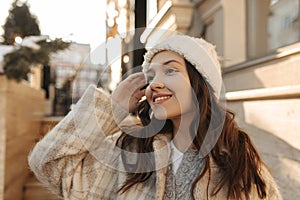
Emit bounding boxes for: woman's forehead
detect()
[150,50,184,63]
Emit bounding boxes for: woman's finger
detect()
[128,73,146,86]
[132,89,145,100]
[126,72,145,82]
[124,75,146,93]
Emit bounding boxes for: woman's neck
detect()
[171,113,195,152]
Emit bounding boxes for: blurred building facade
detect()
[117,0,299,199]
[0,42,102,116]
[49,43,102,116]
[104,0,136,88]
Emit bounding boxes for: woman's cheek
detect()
[145,88,152,104]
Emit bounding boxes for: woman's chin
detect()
[153,111,168,121]
[153,114,167,121]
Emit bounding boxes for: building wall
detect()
[202,0,300,199]
[227,98,300,199]
[198,0,247,67]
[222,41,300,200]
[246,0,269,59]
[0,76,45,199]
[144,0,300,199]
[223,46,300,91]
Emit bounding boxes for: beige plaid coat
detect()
[28,85,282,200]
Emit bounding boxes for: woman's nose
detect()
[149,81,164,90]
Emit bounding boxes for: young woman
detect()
[29,35,282,200]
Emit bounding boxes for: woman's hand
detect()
[111,72,147,118]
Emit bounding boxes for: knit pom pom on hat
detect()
[142,35,222,99]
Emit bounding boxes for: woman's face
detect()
[144,51,195,121]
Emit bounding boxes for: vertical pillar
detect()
[246,0,269,59]
[222,0,247,67]
[0,77,6,200]
[133,0,146,72]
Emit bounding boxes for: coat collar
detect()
[152,133,172,200]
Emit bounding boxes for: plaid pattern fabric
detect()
[28,85,283,200]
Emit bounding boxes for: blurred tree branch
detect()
[3,37,70,81]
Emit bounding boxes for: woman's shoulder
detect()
[259,164,283,199]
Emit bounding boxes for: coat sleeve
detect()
[263,166,283,200]
[28,85,126,198]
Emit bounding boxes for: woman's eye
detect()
[166,68,176,74]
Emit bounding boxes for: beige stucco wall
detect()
[0,76,45,200]
[221,0,247,67]
[200,1,300,199]
[223,46,300,92]
[228,98,300,200]
[223,46,300,200]
[143,1,300,198]
[0,78,6,200]
[199,0,246,67]
[246,0,269,59]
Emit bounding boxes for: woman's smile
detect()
[152,93,172,104]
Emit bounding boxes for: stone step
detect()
[24,174,61,200]
[39,116,64,137]
[24,116,63,200]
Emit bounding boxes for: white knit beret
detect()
[142,35,222,99]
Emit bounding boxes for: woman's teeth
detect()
[154,96,171,102]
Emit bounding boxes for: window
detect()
[268,0,299,50]
[247,0,300,59]
[147,0,158,24]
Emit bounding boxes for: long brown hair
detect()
[117,60,267,199]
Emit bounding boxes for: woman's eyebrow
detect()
[162,59,181,65]
[145,59,182,73]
